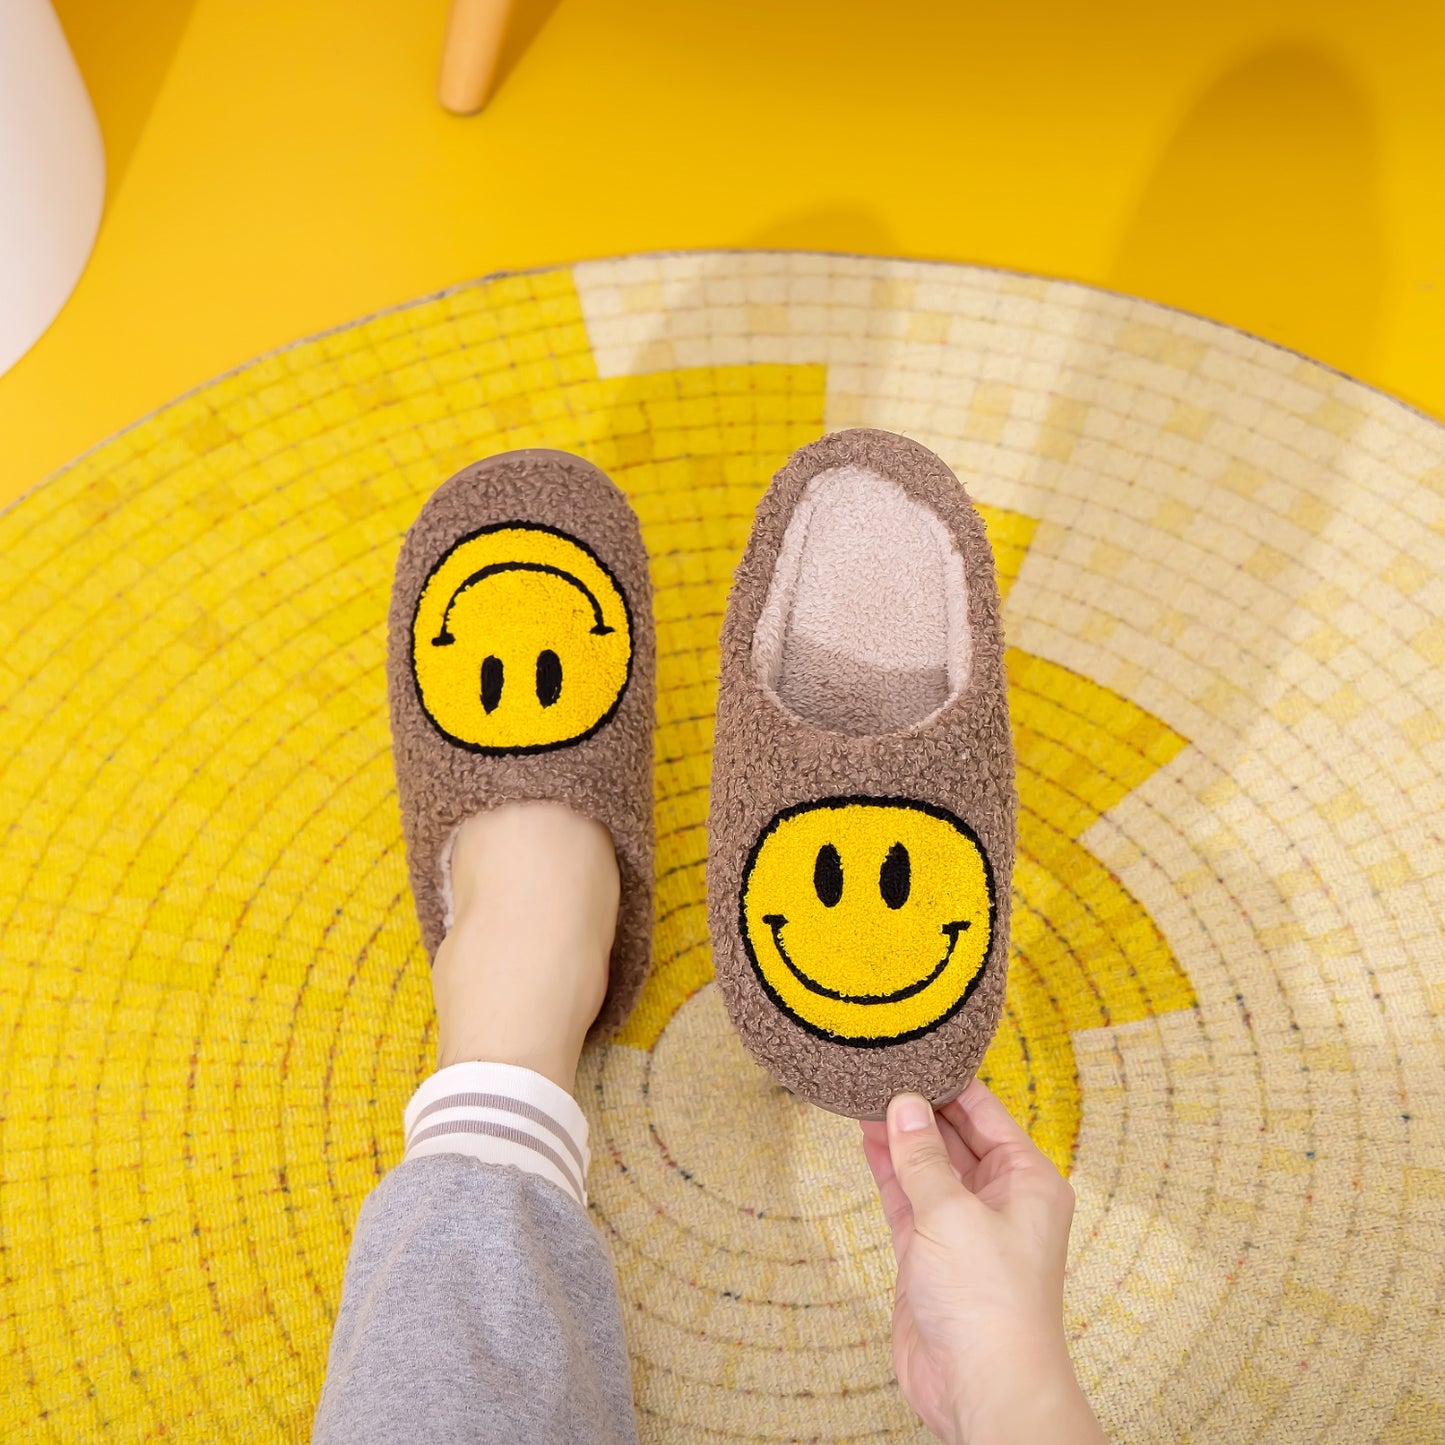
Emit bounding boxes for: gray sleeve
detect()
[313,1154,639,1445]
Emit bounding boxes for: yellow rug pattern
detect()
[1,252,1442,1442]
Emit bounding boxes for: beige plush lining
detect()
[751,464,972,735]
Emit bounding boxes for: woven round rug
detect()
[1,251,1442,1443]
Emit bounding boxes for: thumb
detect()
[886,1093,964,1226]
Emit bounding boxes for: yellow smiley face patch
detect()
[740,797,996,1045]
[410,523,633,753]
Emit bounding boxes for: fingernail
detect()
[891,1094,933,1133]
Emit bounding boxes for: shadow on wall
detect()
[746,205,898,258]
[490,0,566,98]
[52,0,199,204]
[1109,44,1384,380]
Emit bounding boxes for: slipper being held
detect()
[707,429,1016,1118]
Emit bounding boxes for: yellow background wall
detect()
[3,0,1442,510]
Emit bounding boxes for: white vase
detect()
[0,0,105,377]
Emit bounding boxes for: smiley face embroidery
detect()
[410,523,633,753]
[739,797,996,1045]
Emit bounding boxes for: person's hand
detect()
[860,1080,1106,1445]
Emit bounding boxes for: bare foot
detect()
[430,800,618,1092]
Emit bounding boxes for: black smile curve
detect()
[432,562,615,645]
[760,915,970,1005]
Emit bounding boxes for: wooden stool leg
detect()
[438,0,515,115]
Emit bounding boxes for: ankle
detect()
[429,801,619,1093]
[433,917,601,1091]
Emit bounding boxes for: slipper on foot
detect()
[387,449,655,1036]
[707,429,1016,1118]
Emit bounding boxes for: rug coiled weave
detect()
[1,251,1442,1442]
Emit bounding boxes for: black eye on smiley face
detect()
[479,649,565,714]
[740,798,996,1046]
[812,840,913,910]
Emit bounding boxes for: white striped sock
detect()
[402,1061,591,1208]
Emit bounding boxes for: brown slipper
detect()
[387,449,655,1036]
[707,429,1016,1118]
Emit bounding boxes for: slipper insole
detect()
[751,464,972,735]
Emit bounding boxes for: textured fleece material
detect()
[312,1155,639,1445]
[751,461,973,736]
[387,450,655,1036]
[707,429,1017,1118]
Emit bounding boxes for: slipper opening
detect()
[751,464,972,735]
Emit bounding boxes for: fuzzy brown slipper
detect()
[707,429,1016,1118]
[387,449,655,1036]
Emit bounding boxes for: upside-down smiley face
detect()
[740,797,996,1045]
[410,523,633,753]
